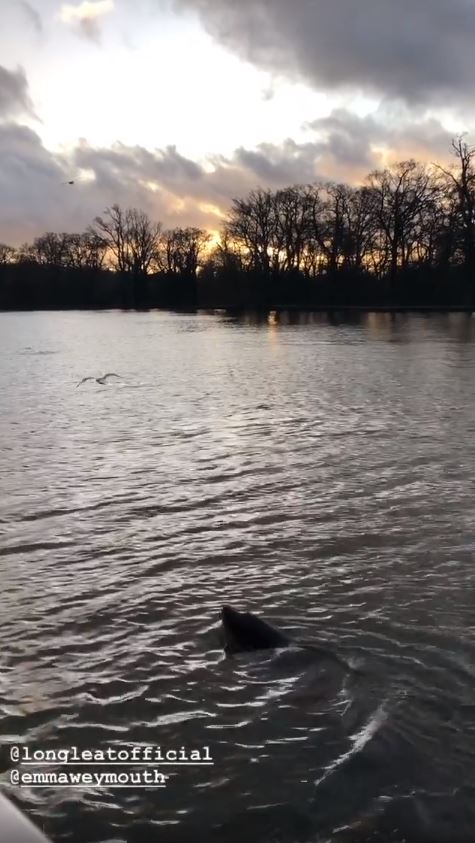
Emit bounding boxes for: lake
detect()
[0,309,474,843]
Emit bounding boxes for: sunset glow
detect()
[1,0,474,244]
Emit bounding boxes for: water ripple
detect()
[0,311,474,843]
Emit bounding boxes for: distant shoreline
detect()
[206,305,474,314]
[0,305,473,315]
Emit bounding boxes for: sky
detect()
[0,0,474,245]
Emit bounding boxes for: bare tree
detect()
[31,232,69,266]
[127,209,162,276]
[62,232,108,270]
[367,161,434,281]
[225,189,275,275]
[434,136,475,274]
[0,243,16,265]
[304,185,330,276]
[159,227,210,278]
[91,205,129,273]
[273,186,314,273]
[319,182,356,273]
[343,187,376,270]
[212,233,246,273]
[91,205,161,276]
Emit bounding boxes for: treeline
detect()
[0,210,210,309]
[1,138,475,310]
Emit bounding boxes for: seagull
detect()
[76,373,123,387]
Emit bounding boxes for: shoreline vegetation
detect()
[1,139,474,312]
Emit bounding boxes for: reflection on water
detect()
[0,310,474,843]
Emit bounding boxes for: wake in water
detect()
[332,788,475,842]
[213,606,475,843]
[194,605,388,842]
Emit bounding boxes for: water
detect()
[0,310,474,843]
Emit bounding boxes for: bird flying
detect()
[76,373,122,387]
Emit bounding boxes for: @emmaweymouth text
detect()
[10,768,170,788]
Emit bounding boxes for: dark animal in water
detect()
[220,605,290,654]
[220,605,356,677]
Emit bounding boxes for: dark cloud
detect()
[308,111,381,169]
[20,1,43,34]
[173,0,475,104]
[234,139,322,185]
[0,123,71,243]
[0,128,67,245]
[0,65,33,118]
[308,110,454,176]
[72,142,204,198]
[0,130,214,244]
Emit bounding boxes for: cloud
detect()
[0,65,34,119]
[0,123,69,243]
[173,0,475,105]
[0,110,458,246]
[233,139,323,186]
[306,109,454,181]
[0,127,217,244]
[19,1,43,34]
[60,0,114,42]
